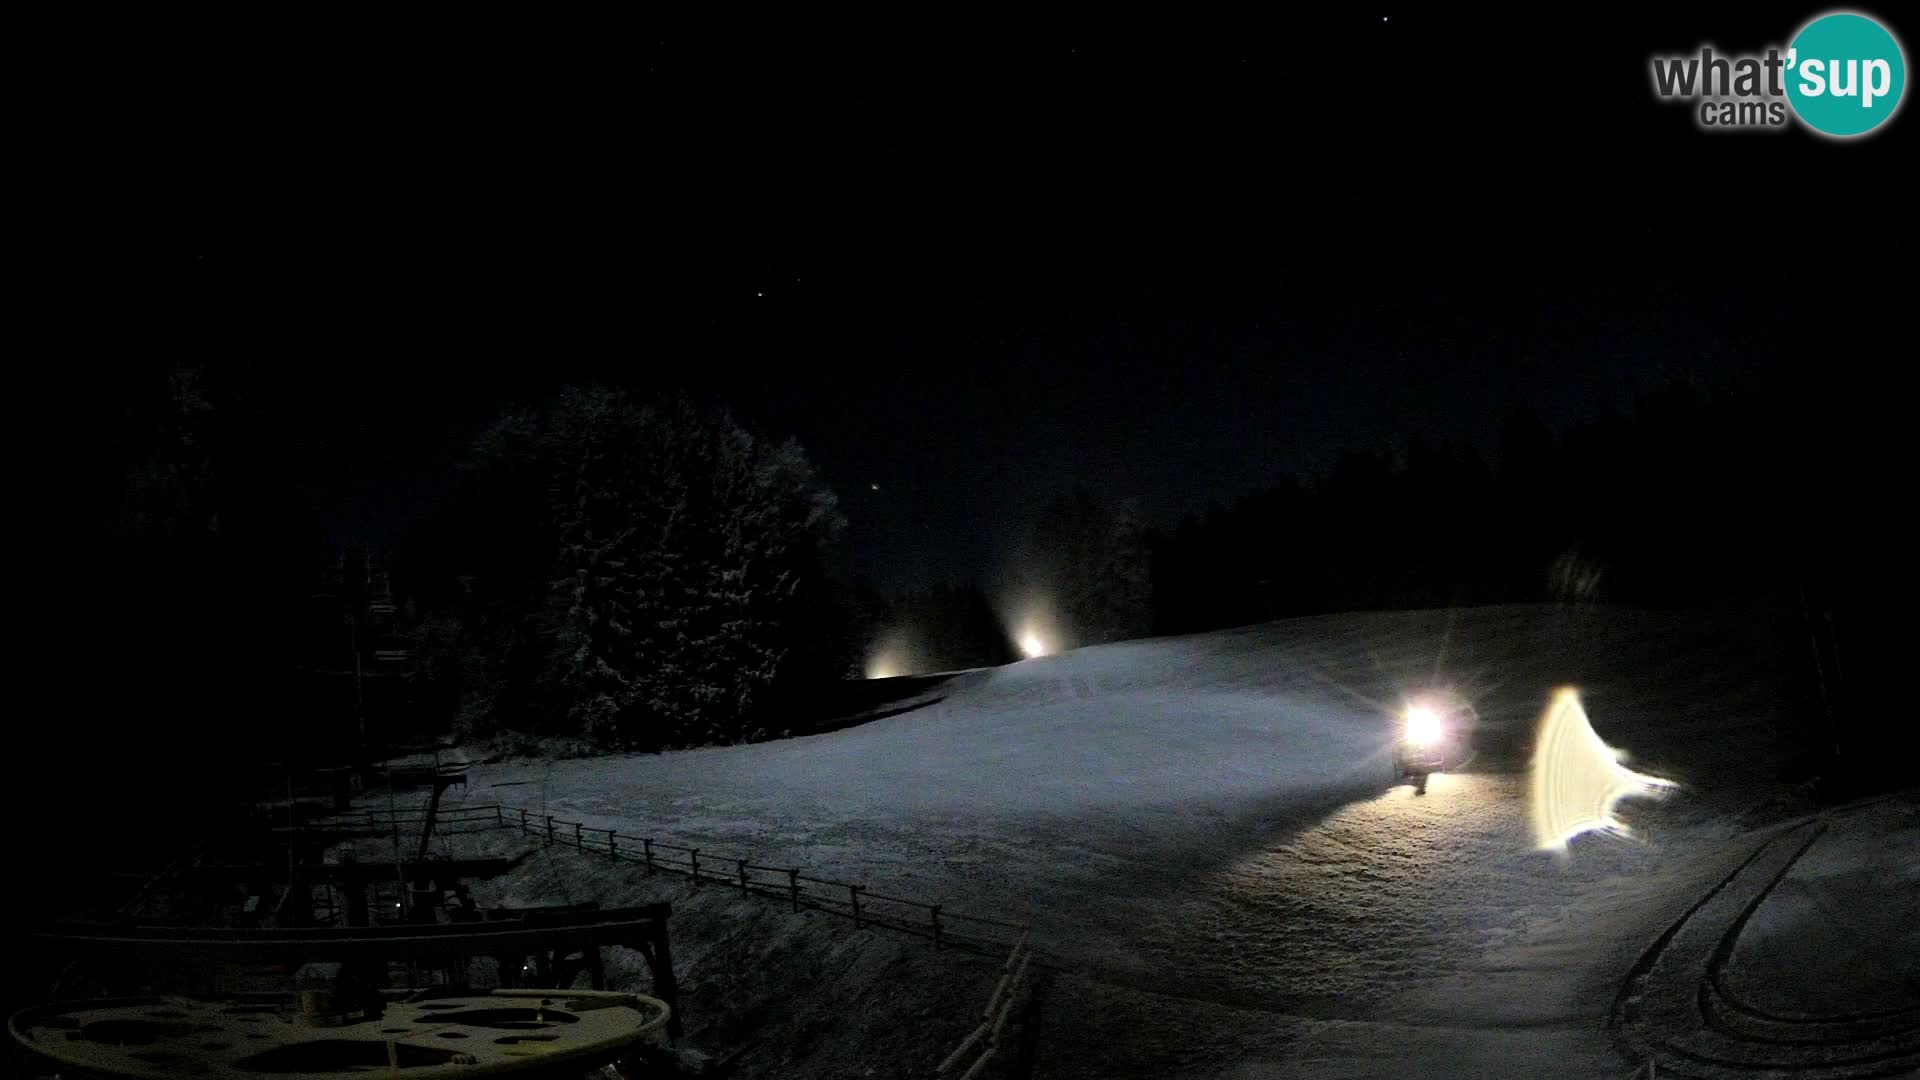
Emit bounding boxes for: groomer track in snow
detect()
[1616,795,1920,1079]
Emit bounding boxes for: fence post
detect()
[737,860,750,894]
[849,884,865,929]
[689,849,701,884]
[519,809,528,834]
[608,830,618,859]
[574,822,583,848]
[642,839,654,874]
[787,869,801,913]
[545,816,555,846]
[930,905,943,951]
[495,806,504,827]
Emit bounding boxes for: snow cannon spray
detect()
[1529,688,1677,852]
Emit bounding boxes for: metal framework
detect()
[37,905,684,1039]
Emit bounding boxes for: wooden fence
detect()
[351,802,1028,952]
[351,800,1041,1075]
[935,929,1032,1079]
[354,802,509,836]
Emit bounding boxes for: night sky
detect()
[87,8,1912,592]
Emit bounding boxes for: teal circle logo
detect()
[1785,12,1906,137]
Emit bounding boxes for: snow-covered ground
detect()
[398,604,1915,1078]
[1720,799,1919,1018]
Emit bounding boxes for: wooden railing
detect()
[356,803,507,836]
[936,929,1032,1078]
[350,802,1028,951]
[351,799,1040,1074]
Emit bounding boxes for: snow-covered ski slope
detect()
[443,604,1909,1078]
[471,604,1790,827]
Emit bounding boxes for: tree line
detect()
[395,388,851,750]
[865,374,1892,693]
[60,365,1902,776]
[1153,380,1815,634]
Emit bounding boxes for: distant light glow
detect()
[1403,704,1443,746]
[1529,688,1677,851]
[865,645,905,680]
[1019,633,1047,659]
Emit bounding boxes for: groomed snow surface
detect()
[404,605,1914,1078]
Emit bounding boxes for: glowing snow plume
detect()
[1529,688,1677,851]
[1019,633,1048,659]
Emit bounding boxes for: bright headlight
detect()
[1404,704,1444,746]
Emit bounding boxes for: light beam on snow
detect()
[1019,632,1048,659]
[1529,688,1676,851]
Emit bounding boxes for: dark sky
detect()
[88,8,1913,592]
